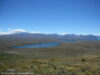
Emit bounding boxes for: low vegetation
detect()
[0,39,100,75]
[0,56,100,75]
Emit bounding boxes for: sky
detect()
[0,0,100,35]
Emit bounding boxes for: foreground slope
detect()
[0,34,100,75]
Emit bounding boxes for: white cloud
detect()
[93,34,100,36]
[0,31,13,35]
[0,28,100,36]
[0,29,26,35]
[0,28,10,35]
[9,29,26,33]
[58,33,67,35]
[0,29,41,35]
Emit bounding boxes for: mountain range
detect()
[0,32,99,40]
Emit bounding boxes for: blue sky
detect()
[0,0,100,34]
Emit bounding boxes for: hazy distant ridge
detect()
[0,32,99,40]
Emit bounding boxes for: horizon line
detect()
[0,29,100,36]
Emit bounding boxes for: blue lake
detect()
[13,42,60,48]
[13,40,78,48]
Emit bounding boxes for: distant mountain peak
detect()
[0,32,99,40]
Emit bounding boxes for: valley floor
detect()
[0,40,100,75]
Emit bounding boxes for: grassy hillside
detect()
[0,38,100,75]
